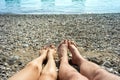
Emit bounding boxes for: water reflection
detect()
[5,0,20,4]
[5,0,21,7]
[55,0,72,6]
[20,0,41,12]
[41,0,55,2]
[4,0,21,13]
[1,0,86,13]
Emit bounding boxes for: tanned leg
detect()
[9,47,48,80]
[68,40,120,80]
[39,45,57,80]
[58,40,88,80]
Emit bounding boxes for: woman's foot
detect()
[47,45,56,58]
[39,46,49,60]
[68,40,85,65]
[58,40,68,62]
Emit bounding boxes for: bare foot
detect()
[39,46,48,60]
[47,45,56,58]
[57,40,68,61]
[68,40,85,65]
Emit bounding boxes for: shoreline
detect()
[0,13,120,79]
[0,13,120,16]
[0,12,120,15]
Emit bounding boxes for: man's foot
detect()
[68,40,85,65]
[58,40,68,61]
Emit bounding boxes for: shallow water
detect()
[0,0,120,14]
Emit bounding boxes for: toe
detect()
[68,40,71,45]
[64,40,68,44]
[39,46,48,55]
[68,40,77,47]
[71,41,77,47]
[50,44,55,48]
[50,44,57,51]
[58,40,68,50]
[43,46,48,50]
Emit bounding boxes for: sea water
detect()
[0,0,120,14]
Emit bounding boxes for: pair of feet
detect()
[58,40,85,66]
[39,45,56,61]
[39,40,84,66]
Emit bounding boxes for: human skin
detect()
[9,45,57,80]
[8,40,120,80]
[58,40,88,80]
[67,40,120,80]
[58,40,120,80]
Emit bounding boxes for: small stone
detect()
[14,64,18,68]
[17,61,22,65]
[118,69,120,73]
[102,61,112,68]
[88,57,103,65]
[107,68,114,72]
[18,24,21,26]
[23,44,29,48]
[2,57,6,62]
[114,50,120,55]
[8,55,19,65]
[1,66,5,70]
[11,55,19,60]
[68,54,72,57]
[6,68,10,70]
[7,59,14,65]
[4,62,8,66]
[2,71,6,74]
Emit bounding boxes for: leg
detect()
[39,45,57,80]
[58,40,88,80]
[9,47,48,80]
[68,40,120,80]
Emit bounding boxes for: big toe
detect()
[49,44,56,54]
[58,40,68,48]
[39,46,48,55]
[68,40,77,48]
[58,40,68,58]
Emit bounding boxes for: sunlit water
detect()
[0,0,120,14]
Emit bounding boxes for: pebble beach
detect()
[0,14,120,79]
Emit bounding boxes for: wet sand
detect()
[0,14,120,79]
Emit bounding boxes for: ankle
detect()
[60,57,68,63]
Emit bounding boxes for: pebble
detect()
[88,57,103,65]
[118,69,120,73]
[17,61,22,66]
[0,14,120,79]
[23,44,29,48]
[4,62,8,66]
[7,55,19,65]
[114,50,120,55]
[102,61,112,68]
